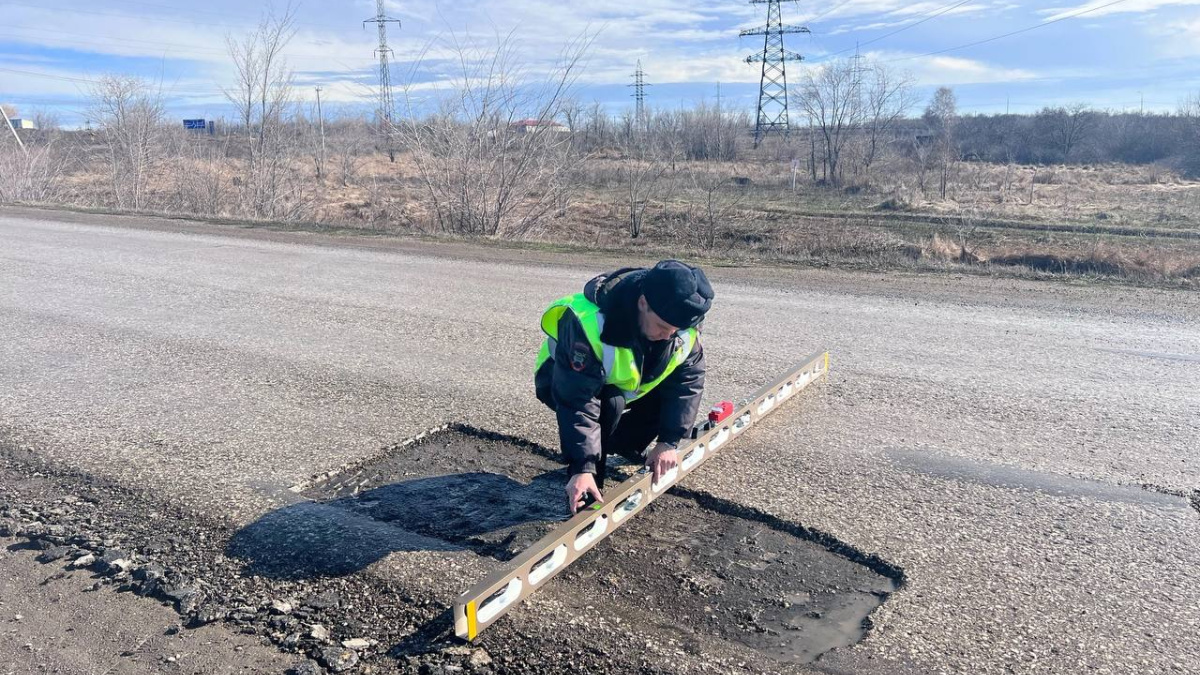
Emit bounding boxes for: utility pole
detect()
[716,81,722,159]
[808,113,817,181]
[364,0,400,160]
[629,60,649,133]
[1,105,26,155]
[741,0,809,148]
[315,86,326,180]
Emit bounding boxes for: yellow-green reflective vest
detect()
[536,293,698,402]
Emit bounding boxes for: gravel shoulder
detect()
[0,532,303,675]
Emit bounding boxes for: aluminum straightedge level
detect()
[454,350,831,640]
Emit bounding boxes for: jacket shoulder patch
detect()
[570,342,591,372]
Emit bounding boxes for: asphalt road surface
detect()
[2,206,1198,674]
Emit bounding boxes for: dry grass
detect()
[7,141,1200,288]
[910,162,1200,229]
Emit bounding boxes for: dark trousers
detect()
[594,385,662,487]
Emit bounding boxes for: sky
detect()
[1,0,1199,127]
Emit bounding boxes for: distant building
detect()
[9,118,36,130]
[508,119,569,135]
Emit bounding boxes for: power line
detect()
[896,0,1132,62]
[0,66,97,84]
[803,0,854,24]
[822,0,974,58]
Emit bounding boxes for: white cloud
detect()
[1040,0,1200,21]
[872,52,1041,86]
[827,19,917,36]
[1152,16,1200,57]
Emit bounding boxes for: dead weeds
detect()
[10,146,1200,288]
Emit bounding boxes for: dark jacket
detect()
[534,268,706,476]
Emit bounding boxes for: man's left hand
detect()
[645,443,678,483]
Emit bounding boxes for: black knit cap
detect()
[642,260,714,329]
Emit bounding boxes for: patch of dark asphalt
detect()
[1,426,905,672]
[1140,483,1200,515]
[298,426,901,665]
[292,425,568,564]
[887,448,1190,509]
[563,496,897,665]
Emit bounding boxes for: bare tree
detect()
[225,32,261,132]
[395,30,591,238]
[562,99,586,146]
[791,58,912,186]
[618,108,638,144]
[794,59,861,187]
[860,63,915,181]
[1036,103,1096,162]
[650,110,687,172]
[924,86,958,199]
[1180,91,1200,178]
[581,101,614,151]
[690,167,745,249]
[30,109,61,145]
[223,5,301,218]
[333,115,371,187]
[620,133,676,239]
[674,101,745,162]
[1183,91,1200,118]
[89,75,165,210]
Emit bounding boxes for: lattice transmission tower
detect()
[364,0,401,128]
[629,60,650,132]
[740,0,809,147]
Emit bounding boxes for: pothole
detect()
[300,426,566,559]
[302,426,899,664]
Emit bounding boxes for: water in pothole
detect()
[304,427,897,664]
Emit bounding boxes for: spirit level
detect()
[453,350,830,640]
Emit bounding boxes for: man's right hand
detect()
[565,472,604,514]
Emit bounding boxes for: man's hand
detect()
[566,472,604,514]
[645,442,679,483]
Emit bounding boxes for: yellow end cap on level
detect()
[466,601,478,641]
